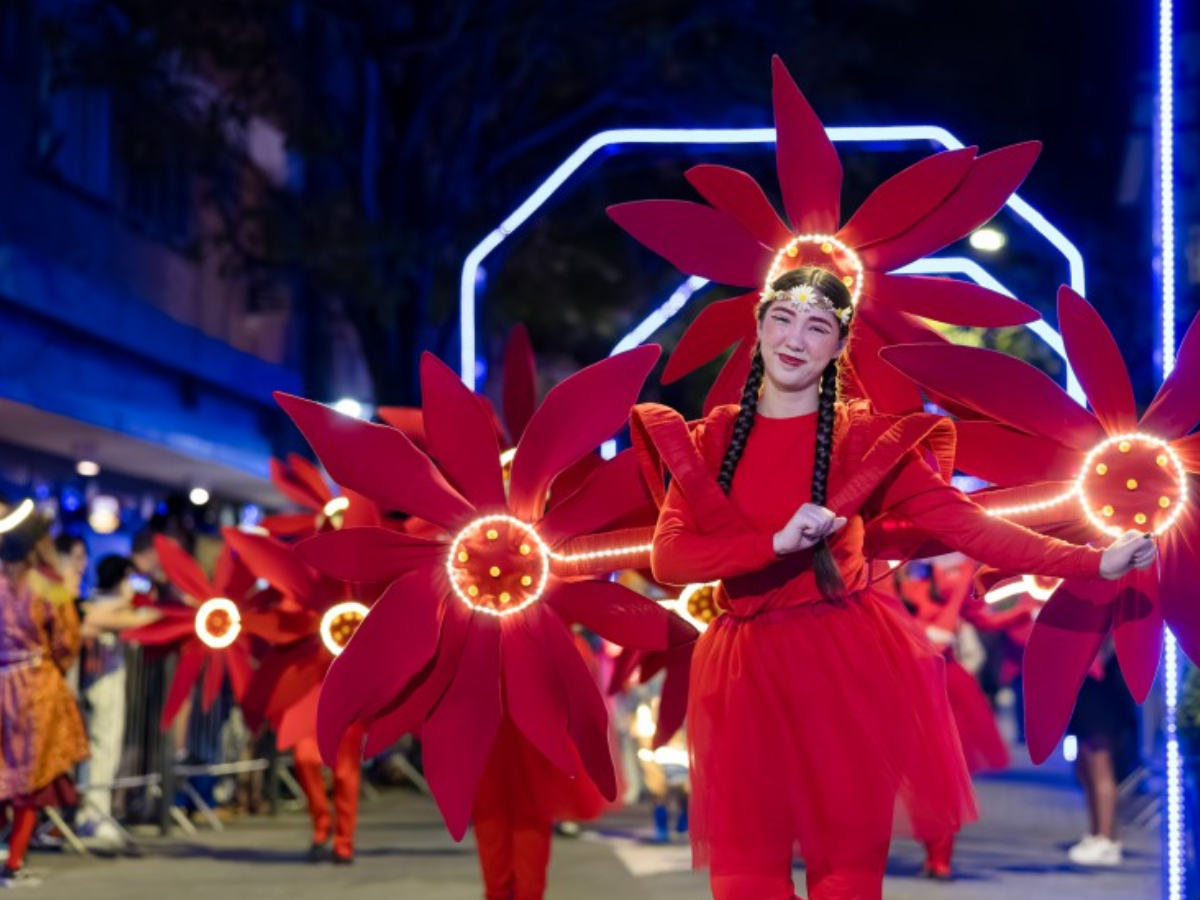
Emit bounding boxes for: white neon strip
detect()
[0,499,34,534]
[462,126,1085,388]
[612,276,708,355]
[983,582,1026,606]
[1158,3,1182,898]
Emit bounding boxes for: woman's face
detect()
[757,300,845,394]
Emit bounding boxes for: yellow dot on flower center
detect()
[1157,454,1169,467]
[1134,513,1148,525]
[499,592,511,604]
[821,242,833,254]
[486,529,499,541]
[1096,463,1108,475]
[489,566,502,578]
[457,551,469,562]
[519,544,531,556]
[842,275,853,287]
[1119,441,1132,453]
[520,575,533,587]
[1160,496,1172,508]
[1126,479,1139,490]
[1102,505,1115,517]
[786,246,799,258]
[467,585,479,597]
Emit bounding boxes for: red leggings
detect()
[2,807,37,872]
[709,834,890,900]
[292,724,365,858]
[923,834,955,873]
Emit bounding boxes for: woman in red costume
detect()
[633,265,1156,900]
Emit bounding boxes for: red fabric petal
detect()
[1176,433,1200,474]
[509,346,660,521]
[266,655,326,721]
[160,642,205,731]
[123,609,194,646]
[547,453,604,510]
[214,544,258,602]
[501,606,577,777]
[1057,286,1138,434]
[662,292,758,385]
[277,683,321,750]
[241,640,311,730]
[341,489,382,529]
[154,535,214,604]
[1023,578,1114,764]
[226,642,253,703]
[223,528,316,605]
[361,598,473,758]
[548,580,697,650]
[771,56,841,233]
[1111,566,1162,704]
[860,142,1041,272]
[1143,311,1200,438]
[607,200,773,288]
[422,614,503,841]
[275,393,474,530]
[536,609,617,800]
[652,646,693,750]
[845,318,923,415]
[684,165,793,250]
[1161,517,1200,667]
[315,567,446,762]
[954,421,1082,486]
[420,353,506,510]
[838,148,976,249]
[502,325,538,445]
[261,513,319,540]
[863,272,1038,327]
[201,651,226,711]
[539,451,655,546]
[241,607,316,646]
[375,406,428,451]
[880,343,1105,451]
[270,455,328,511]
[296,527,445,585]
[606,646,642,696]
[703,339,757,416]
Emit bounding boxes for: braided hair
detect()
[716,265,851,602]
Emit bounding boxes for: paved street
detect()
[24,751,1159,899]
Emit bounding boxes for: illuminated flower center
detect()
[1077,433,1187,537]
[763,234,864,307]
[195,598,241,650]
[1022,574,1062,603]
[446,515,550,617]
[320,601,369,656]
[322,496,350,528]
[676,582,720,632]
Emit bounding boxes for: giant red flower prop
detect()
[883,286,1200,762]
[222,527,373,749]
[275,347,696,838]
[608,56,1040,413]
[124,536,304,730]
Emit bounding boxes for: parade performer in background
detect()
[0,506,89,888]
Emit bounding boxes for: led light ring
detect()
[322,497,350,519]
[549,543,655,564]
[982,487,1080,520]
[1022,574,1061,602]
[0,499,34,534]
[763,234,864,307]
[446,514,551,617]
[671,582,720,633]
[320,600,370,656]
[1076,433,1187,538]
[499,448,517,468]
[195,598,242,650]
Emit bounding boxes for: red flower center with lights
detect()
[195,598,241,649]
[321,602,368,654]
[447,516,550,615]
[682,584,719,628]
[1078,435,1186,535]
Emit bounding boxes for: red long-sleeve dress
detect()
[636,400,1102,894]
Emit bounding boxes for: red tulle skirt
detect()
[688,589,977,873]
[945,658,1009,775]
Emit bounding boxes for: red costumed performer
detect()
[609,60,1156,900]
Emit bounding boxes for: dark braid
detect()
[810,357,847,602]
[717,350,765,494]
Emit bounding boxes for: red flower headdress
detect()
[608,57,1041,413]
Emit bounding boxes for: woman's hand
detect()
[773,503,847,556]
[1099,530,1157,580]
